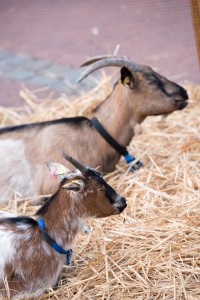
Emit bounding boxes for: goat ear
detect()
[62,179,85,191]
[46,161,69,180]
[120,67,135,89]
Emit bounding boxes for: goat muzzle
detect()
[114,196,127,214]
[174,88,188,110]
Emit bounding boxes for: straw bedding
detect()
[0,76,200,299]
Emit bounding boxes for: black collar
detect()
[90,117,142,170]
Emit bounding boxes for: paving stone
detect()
[28,75,60,87]
[50,80,70,92]
[24,59,51,71]
[63,68,99,90]
[0,50,99,95]
[5,54,31,67]
[42,64,70,79]
[0,51,13,62]
[0,62,13,73]
[0,51,14,62]
[51,83,75,95]
[6,69,35,80]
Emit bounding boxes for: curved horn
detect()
[80,55,120,67]
[77,56,141,83]
[61,151,88,175]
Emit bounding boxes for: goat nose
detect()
[117,196,127,213]
[181,88,188,100]
[121,197,126,206]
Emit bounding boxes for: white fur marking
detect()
[0,139,34,204]
[81,223,91,234]
[0,210,16,218]
[16,223,32,231]
[0,227,16,277]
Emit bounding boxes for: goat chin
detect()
[134,123,142,135]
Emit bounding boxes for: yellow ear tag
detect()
[56,165,66,175]
[72,180,81,186]
[123,76,130,85]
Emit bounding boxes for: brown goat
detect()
[0,153,127,299]
[0,56,188,204]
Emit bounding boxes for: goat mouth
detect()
[175,99,188,109]
[115,203,127,214]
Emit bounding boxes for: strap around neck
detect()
[37,217,72,265]
[90,117,143,170]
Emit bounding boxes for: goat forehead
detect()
[143,69,175,87]
[91,176,109,189]
[88,176,116,195]
[105,183,116,194]
[140,64,154,74]
[142,69,165,81]
[85,171,118,197]
[139,65,164,81]
[142,69,182,92]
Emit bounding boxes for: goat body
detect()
[0,56,188,204]
[0,118,121,204]
[0,155,127,299]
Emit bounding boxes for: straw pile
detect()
[0,76,200,300]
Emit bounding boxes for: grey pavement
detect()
[0,50,95,98]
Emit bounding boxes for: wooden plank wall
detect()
[190,0,200,69]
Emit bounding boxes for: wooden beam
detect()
[190,0,200,69]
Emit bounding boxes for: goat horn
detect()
[77,56,141,83]
[80,55,120,67]
[61,150,88,175]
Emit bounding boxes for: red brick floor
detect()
[0,0,199,106]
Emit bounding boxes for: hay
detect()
[0,76,200,299]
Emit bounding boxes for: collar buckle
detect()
[124,152,143,171]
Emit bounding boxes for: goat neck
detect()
[36,190,81,248]
[93,82,142,146]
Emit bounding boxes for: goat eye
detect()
[150,78,157,85]
[148,75,158,85]
[98,188,105,192]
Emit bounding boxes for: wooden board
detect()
[190,0,200,68]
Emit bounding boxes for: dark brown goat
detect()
[0,55,188,204]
